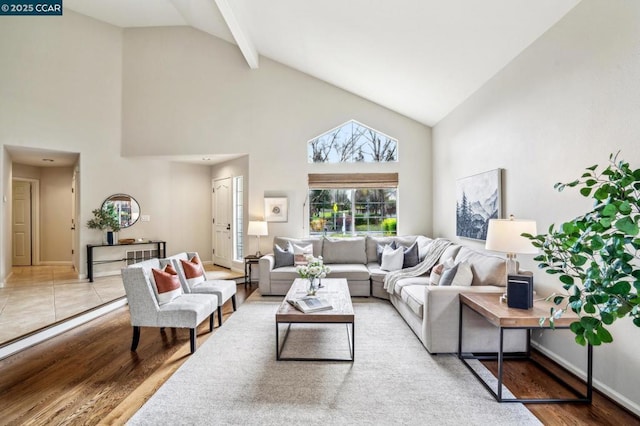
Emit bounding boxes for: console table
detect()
[86,240,166,282]
[458,292,592,404]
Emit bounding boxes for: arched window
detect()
[308,120,398,163]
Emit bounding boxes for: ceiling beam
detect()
[214,0,259,69]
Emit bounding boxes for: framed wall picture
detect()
[456,169,502,241]
[264,197,288,222]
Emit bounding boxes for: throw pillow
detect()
[180,256,206,287]
[429,257,455,285]
[274,242,294,268]
[429,263,445,285]
[293,243,313,266]
[380,245,404,272]
[439,261,473,287]
[151,266,182,305]
[377,241,397,264]
[402,242,419,269]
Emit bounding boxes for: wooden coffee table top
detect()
[460,292,579,328]
[276,278,354,323]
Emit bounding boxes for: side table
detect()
[244,255,260,287]
[458,292,592,404]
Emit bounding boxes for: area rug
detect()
[128,293,541,425]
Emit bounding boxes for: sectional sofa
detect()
[259,235,527,354]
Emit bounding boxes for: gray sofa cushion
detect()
[322,237,367,264]
[400,284,426,318]
[324,264,370,281]
[270,265,300,282]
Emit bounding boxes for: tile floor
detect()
[0,264,243,345]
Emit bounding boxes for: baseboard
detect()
[532,342,640,417]
[38,261,73,266]
[0,298,128,361]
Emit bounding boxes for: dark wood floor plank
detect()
[0,283,637,425]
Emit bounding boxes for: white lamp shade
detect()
[247,221,268,236]
[485,218,537,254]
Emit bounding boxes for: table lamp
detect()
[485,215,538,278]
[247,221,268,257]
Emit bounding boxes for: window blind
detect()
[308,173,398,189]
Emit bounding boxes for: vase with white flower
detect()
[296,255,330,296]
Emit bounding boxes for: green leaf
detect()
[585,330,601,346]
[594,187,609,200]
[584,302,596,314]
[570,322,584,334]
[601,204,617,217]
[580,187,592,197]
[559,275,574,285]
[601,312,615,325]
[615,216,639,236]
[619,200,632,215]
[600,218,612,228]
[609,281,632,295]
[575,333,587,346]
[597,326,613,343]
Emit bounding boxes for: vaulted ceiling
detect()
[64,0,581,127]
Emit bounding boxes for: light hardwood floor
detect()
[0,282,637,425]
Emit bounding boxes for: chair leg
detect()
[209,313,214,332]
[231,294,237,311]
[217,307,223,327]
[190,328,196,353]
[131,326,140,351]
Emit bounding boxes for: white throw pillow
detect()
[380,245,404,272]
[439,261,473,286]
[293,243,313,265]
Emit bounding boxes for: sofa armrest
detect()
[422,285,505,353]
[258,255,275,294]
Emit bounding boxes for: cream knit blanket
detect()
[383,238,452,294]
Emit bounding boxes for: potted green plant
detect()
[86,203,121,245]
[524,152,640,346]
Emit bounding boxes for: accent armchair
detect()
[167,252,238,327]
[121,258,218,354]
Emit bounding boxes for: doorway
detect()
[12,180,34,266]
[212,177,232,268]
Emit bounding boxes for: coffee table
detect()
[275,278,354,361]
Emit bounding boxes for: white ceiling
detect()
[64,0,581,127]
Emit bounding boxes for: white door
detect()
[12,180,32,266]
[212,177,232,268]
[71,169,79,272]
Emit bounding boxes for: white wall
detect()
[433,0,640,414]
[0,11,122,277]
[121,27,433,241]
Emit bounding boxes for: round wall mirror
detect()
[102,194,141,229]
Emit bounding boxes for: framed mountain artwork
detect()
[456,169,503,241]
